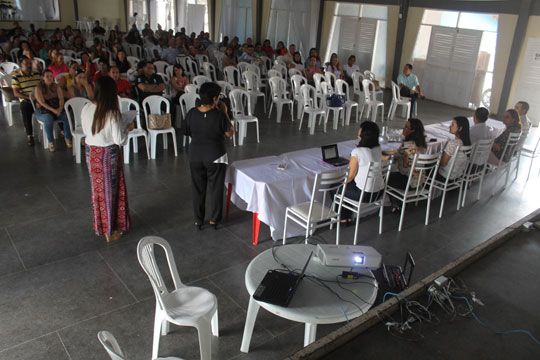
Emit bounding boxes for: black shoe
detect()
[27,136,34,147]
[194,222,203,230]
[209,221,218,230]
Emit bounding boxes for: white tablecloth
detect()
[225,119,507,241]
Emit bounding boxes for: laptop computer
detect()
[321,144,349,166]
[253,251,313,307]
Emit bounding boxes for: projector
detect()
[316,244,382,270]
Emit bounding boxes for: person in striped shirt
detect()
[11,56,42,146]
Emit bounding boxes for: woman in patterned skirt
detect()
[81,76,134,242]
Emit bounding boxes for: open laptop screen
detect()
[322,144,338,160]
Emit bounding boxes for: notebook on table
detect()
[321,144,349,166]
[253,251,313,307]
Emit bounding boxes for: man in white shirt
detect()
[514,101,531,128]
[343,55,360,85]
[469,107,493,144]
[161,38,179,65]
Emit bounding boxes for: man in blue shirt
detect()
[397,64,424,115]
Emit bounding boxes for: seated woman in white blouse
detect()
[340,121,383,222]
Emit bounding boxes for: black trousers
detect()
[400,87,418,114]
[387,172,410,207]
[20,99,34,136]
[189,161,227,224]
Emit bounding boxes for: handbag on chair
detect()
[326,94,346,107]
[148,113,171,129]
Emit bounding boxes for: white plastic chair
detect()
[192,75,211,87]
[98,330,183,360]
[184,84,199,94]
[268,77,293,123]
[283,167,350,244]
[260,56,272,77]
[9,48,19,64]
[223,66,242,89]
[273,64,288,82]
[60,49,77,58]
[137,236,218,360]
[290,74,307,120]
[520,134,540,181]
[165,64,175,79]
[324,72,337,92]
[64,97,92,163]
[34,57,46,71]
[120,98,150,163]
[335,79,359,125]
[0,74,19,127]
[289,68,302,78]
[320,81,344,130]
[267,69,282,80]
[185,57,199,78]
[153,60,169,75]
[380,152,442,232]
[298,84,326,135]
[229,89,260,146]
[54,72,68,83]
[511,123,531,180]
[334,160,393,243]
[127,56,139,69]
[428,145,473,218]
[246,63,266,93]
[274,59,287,68]
[202,62,217,82]
[388,81,411,120]
[216,81,232,97]
[242,70,266,112]
[142,95,178,159]
[179,92,200,145]
[460,138,494,207]
[486,132,521,195]
[363,70,383,101]
[313,73,326,106]
[195,54,209,69]
[351,71,364,104]
[176,55,188,70]
[237,62,250,77]
[0,61,19,74]
[360,79,384,122]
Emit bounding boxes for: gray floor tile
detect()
[0,333,71,360]
[0,228,25,277]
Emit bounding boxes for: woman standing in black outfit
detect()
[185,82,234,230]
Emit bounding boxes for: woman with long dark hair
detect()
[340,121,384,222]
[81,76,134,242]
[437,116,471,179]
[384,118,428,211]
[185,82,234,230]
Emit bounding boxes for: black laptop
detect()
[253,251,313,307]
[321,144,349,166]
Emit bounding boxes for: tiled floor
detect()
[0,94,538,360]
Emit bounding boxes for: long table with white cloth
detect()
[225,118,505,243]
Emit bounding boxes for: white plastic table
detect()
[240,244,378,352]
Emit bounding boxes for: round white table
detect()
[240,244,378,352]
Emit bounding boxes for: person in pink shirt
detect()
[47,53,69,79]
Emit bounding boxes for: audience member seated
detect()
[304,48,322,69]
[325,53,343,79]
[223,46,237,67]
[282,44,296,66]
[170,64,189,103]
[71,35,86,52]
[261,39,273,57]
[339,121,384,222]
[470,107,493,144]
[275,41,286,56]
[161,37,179,65]
[39,40,50,61]
[92,20,106,36]
[514,101,530,128]
[34,70,72,152]
[11,57,41,146]
[48,52,69,79]
[238,44,263,65]
[136,62,165,101]
[219,36,229,50]
[69,69,94,100]
[437,116,471,181]
[93,59,110,83]
[343,55,360,86]
[80,52,97,83]
[113,49,132,73]
[383,118,427,211]
[488,109,522,165]
[397,64,424,111]
[110,66,131,98]
[58,61,78,98]
[305,56,323,85]
[291,52,304,72]
[254,42,265,57]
